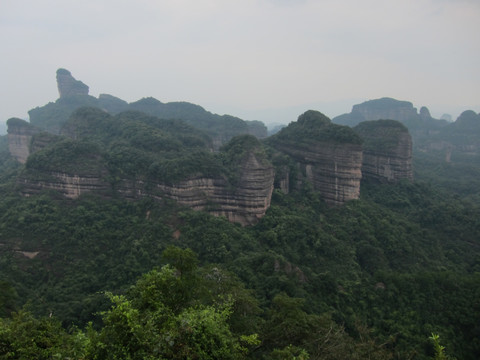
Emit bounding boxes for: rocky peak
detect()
[419,106,432,120]
[56,68,89,98]
[455,110,480,127]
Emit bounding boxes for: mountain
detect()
[332,97,449,141]
[332,98,480,199]
[14,108,274,226]
[1,73,479,359]
[28,69,267,147]
[7,105,415,219]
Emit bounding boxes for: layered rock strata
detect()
[354,120,413,183]
[18,150,275,226]
[6,118,42,163]
[274,142,363,206]
[118,151,274,226]
[269,110,363,206]
[19,172,110,199]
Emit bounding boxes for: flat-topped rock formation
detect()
[354,120,413,183]
[352,98,419,123]
[268,110,363,206]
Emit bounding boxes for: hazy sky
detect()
[1,0,479,131]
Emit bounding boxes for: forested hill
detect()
[27,68,267,147]
[0,78,479,358]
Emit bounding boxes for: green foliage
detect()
[2,103,480,359]
[220,134,270,185]
[129,98,256,145]
[0,281,17,318]
[354,119,408,153]
[429,333,457,360]
[270,110,362,146]
[0,309,87,359]
[25,138,104,174]
[86,250,259,360]
[148,151,223,184]
[29,95,99,133]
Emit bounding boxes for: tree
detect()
[86,247,260,359]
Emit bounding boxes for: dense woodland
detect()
[0,100,479,359]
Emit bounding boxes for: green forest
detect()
[0,104,479,359]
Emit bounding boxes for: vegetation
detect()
[0,174,478,358]
[1,97,479,358]
[354,119,408,152]
[270,110,362,146]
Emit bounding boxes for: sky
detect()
[1,0,479,133]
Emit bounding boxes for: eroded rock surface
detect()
[56,68,89,98]
[354,120,413,183]
[269,110,363,205]
[6,118,42,163]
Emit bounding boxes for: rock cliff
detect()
[18,148,274,226]
[6,118,43,163]
[354,120,413,183]
[17,109,275,226]
[274,142,363,205]
[18,172,110,199]
[56,68,89,98]
[268,110,363,205]
[116,150,274,226]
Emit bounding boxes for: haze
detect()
[1,0,479,133]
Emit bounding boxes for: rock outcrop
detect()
[116,151,274,226]
[6,118,43,163]
[354,120,413,183]
[18,148,274,226]
[56,68,89,98]
[352,98,419,123]
[333,98,449,145]
[274,142,363,205]
[19,172,110,199]
[269,110,363,206]
[25,69,267,147]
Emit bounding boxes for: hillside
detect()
[27,69,267,147]
[0,81,479,359]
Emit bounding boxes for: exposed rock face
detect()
[18,150,274,226]
[118,152,274,225]
[269,111,364,206]
[56,69,89,98]
[19,172,110,199]
[274,142,363,205]
[6,118,43,163]
[354,120,413,183]
[352,98,419,122]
